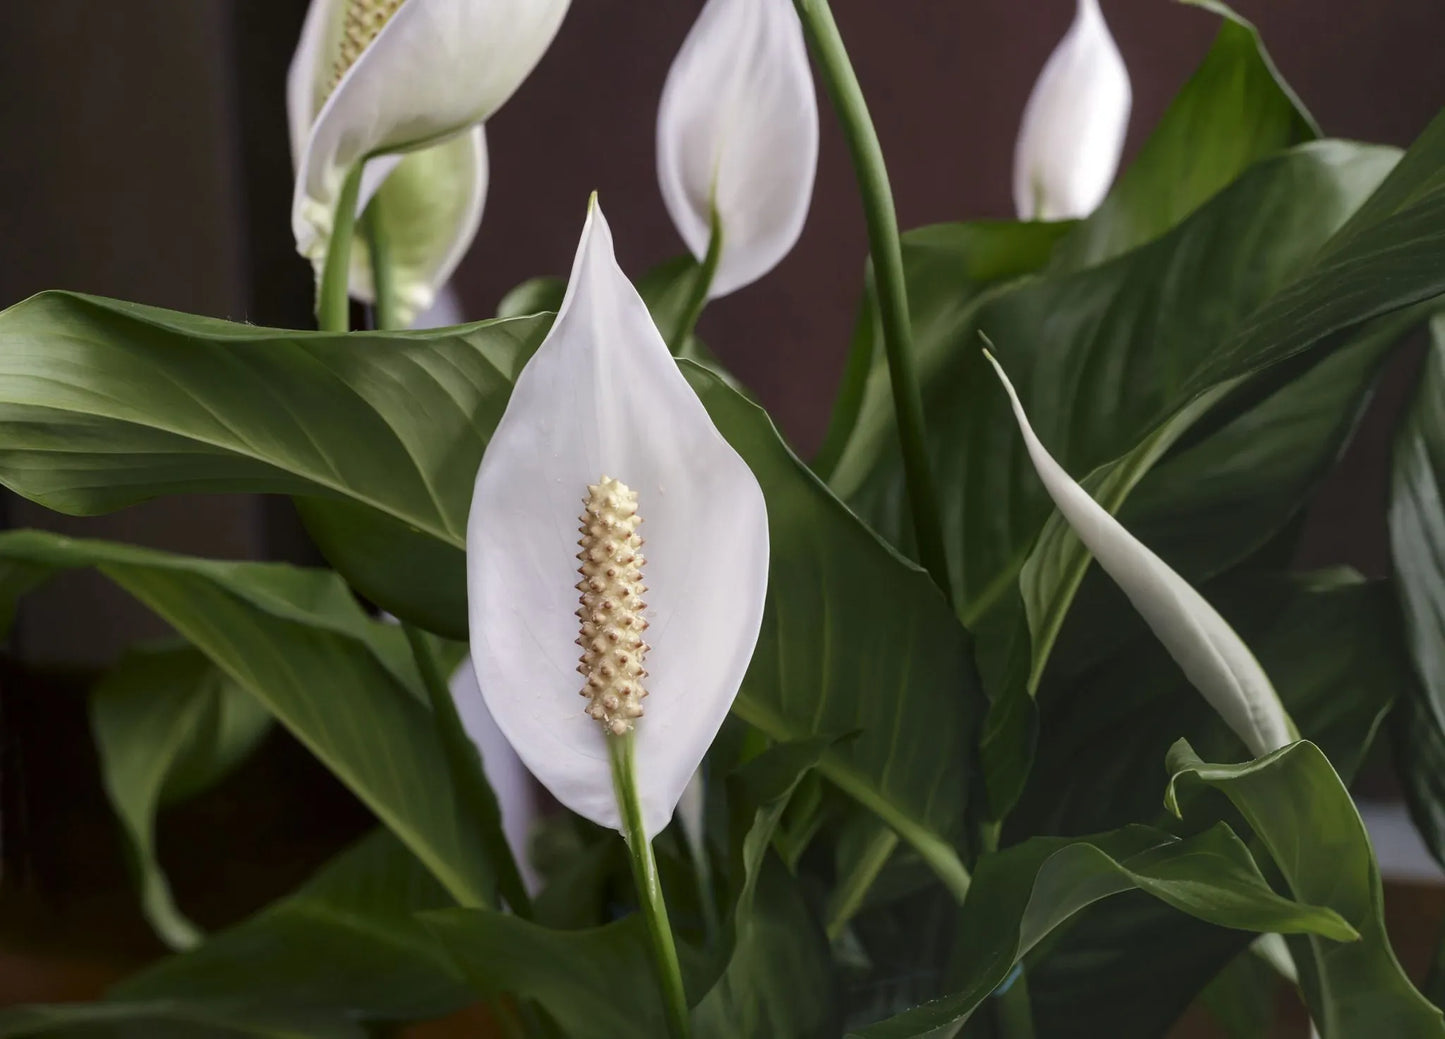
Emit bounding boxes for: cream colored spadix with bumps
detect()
[575,477,650,736]
[984,351,1296,757]
[657,0,819,296]
[288,0,569,320]
[466,198,769,839]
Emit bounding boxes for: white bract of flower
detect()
[288,0,569,322]
[448,657,541,893]
[984,352,1296,757]
[657,0,819,297]
[1012,0,1131,221]
[467,198,770,839]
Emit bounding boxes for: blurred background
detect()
[0,0,1441,1032]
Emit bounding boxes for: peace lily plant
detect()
[3,0,1445,1036]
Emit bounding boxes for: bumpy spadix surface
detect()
[985,352,1294,757]
[289,0,569,316]
[1013,0,1131,220]
[657,0,818,297]
[575,477,650,736]
[467,200,769,838]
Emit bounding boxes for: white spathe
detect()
[1012,0,1131,220]
[657,0,819,297]
[288,0,568,321]
[448,657,542,892]
[467,198,770,839]
[984,351,1295,757]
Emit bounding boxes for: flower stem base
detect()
[609,733,691,1038]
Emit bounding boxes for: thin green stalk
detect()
[825,826,898,941]
[793,0,953,605]
[362,199,402,332]
[403,624,534,919]
[610,733,691,1039]
[812,285,878,481]
[669,206,724,355]
[317,164,365,333]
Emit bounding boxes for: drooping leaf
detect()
[90,643,271,950]
[1166,740,1444,1036]
[848,823,1353,1038]
[0,530,496,908]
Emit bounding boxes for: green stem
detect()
[317,163,365,333]
[402,624,534,919]
[812,285,878,481]
[793,0,953,605]
[669,205,724,355]
[609,733,691,1039]
[362,198,402,332]
[825,826,898,941]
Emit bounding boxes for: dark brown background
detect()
[0,0,1441,1028]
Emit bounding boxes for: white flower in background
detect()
[449,658,542,892]
[466,197,770,838]
[1012,0,1131,221]
[288,0,570,323]
[984,352,1296,756]
[657,0,819,297]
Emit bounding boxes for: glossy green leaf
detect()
[686,362,981,902]
[0,832,464,1037]
[0,293,548,635]
[421,909,667,1039]
[90,643,271,950]
[0,529,495,908]
[1166,740,1444,1036]
[848,823,1353,1038]
[1050,0,1316,270]
[1389,312,1445,866]
[1019,573,1408,1037]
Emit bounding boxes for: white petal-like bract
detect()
[657,0,819,297]
[289,0,568,292]
[1012,0,1131,220]
[448,657,541,893]
[468,199,770,839]
[984,352,1295,757]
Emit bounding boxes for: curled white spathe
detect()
[288,0,568,319]
[1013,0,1131,220]
[657,0,819,297]
[467,198,770,839]
[984,351,1295,757]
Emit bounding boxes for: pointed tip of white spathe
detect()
[983,343,1294,759]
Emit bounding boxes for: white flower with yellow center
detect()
[288,0,570,324]
[466,197,770,840]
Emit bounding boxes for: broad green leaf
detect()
[496,275,565,318]
[1389,312,1445,866]
[0,530,495,908]
[833,139,1398,620]
[1166,740,1444,1036]
[1050,0,1317,270]
[0,832,461,1038]
[90,643,271,950]
[421,909,668,1039]
[114,830,469,1023]
[848,824,1353,1038]
[1197,944,1281,1038]
[686,362,981,901]
[0,293,548,635]
[1019,573,1408,1038]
